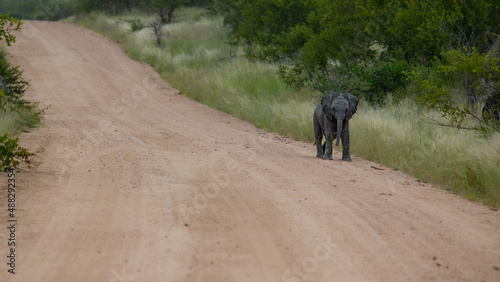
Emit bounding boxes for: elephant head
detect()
[321,91,358,146]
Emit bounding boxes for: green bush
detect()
[354,60,412,105]
[0,17,39,171]
[278,60,412,105]
[122,18,146,32]
[409,47,500,132]
[0,134,31,171]
[0,14,22,46]
[0,48,29,105]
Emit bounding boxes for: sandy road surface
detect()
[1,21,499,282]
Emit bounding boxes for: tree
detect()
[219,0,377,92]
[411,46,500,132]
[189,0,212,6]
[275,0,379,93]
[77,0,142,14]
[0,56,30,105]
[150,0,189,24]
[220,0,318,61]
[219,0,500,103]
[374,0,500,65]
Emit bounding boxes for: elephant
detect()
[482,94,500,125]
[314,91,358,161]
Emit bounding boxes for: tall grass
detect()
[0,106,41,135]
[67,8,500,208]
[352,100,500,206]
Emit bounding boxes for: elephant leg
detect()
[322,118,334,160]
[313,115,324,158]
[341,121,351,161]
[314,127,324,158]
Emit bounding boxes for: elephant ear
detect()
[346,92,359,120]
[321,91,334,120]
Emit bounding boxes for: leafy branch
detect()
[0,134,31,171]
[407,47,500,132]
[0,15,23,47]
[0,14,33,171]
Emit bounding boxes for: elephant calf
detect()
[314,91,358,161]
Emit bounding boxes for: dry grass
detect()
[68,8,500,208]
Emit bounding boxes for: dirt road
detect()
[1,21,499,282]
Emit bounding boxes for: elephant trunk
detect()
[335,118,343,146]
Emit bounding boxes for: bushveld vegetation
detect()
[4,0,499,207]
[66,3,500,208]
[0,16,41,171]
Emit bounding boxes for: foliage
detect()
[376,0,453,64]
[410,47,500,131]
[217,0,500,101]
[409,70,469,127]
[34,0,77,21]
[0,16,36,171]
[439,47,500,90]
[0,89,7,111]
[278,59,412,105]
[354,0,499,64]
[0,0,36,19]
[358,60,412,104]
[1,0,76,20]
[148,0,190,24]
[75,0,192,20]
[0,53,30,106]
[77,0,134,14]
[121,18,146,31]
[210,0,239,30]
[0,15,22,46]
[0,134,31,171]
[222,0,374,65]
[223,0,383,97]
[188,0,211,6]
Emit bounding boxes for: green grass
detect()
[0,106,41,135]
[0,47,42,137]
[67,8,500,208]
[351,100,500,206]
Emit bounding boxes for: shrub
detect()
[354,60,412,105]
[0,49,29,105]
[0,134,31,171]
[122,18,146,32]
[278,60,412,105]
[409,47,500,132]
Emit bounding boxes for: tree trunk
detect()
[466,73,477,109]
